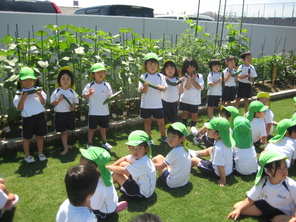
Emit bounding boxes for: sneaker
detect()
[24,156,35,163]
[149,140,154,146]
[39,154,47,161]
[4,194,19,211]
[101,142,113,150]
[115,201,128,213]
[160,136,167,143]
[86,144,92,149]
[190,126,200,137]
[193,137,201,146]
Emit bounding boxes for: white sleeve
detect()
[0,189,8,209]
[160,74,168,88]
[251,66,257,78]
[73,91,79,104]
[82,83,90,95]
[13,94,21,109]
[207,72,213,84]
[247,184,262,201]
[198,74,204,90]
[138,75,144,91]
[50,89,58,103]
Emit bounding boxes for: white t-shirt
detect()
[251,118,267,143]
[13,87,47,117]
[211,140,233,176]
[138,72,167,109]
[207,72,222,96]
[123,154,156,198]
[233,145,258,175]
[50,88,79,113]
[82,81,112,116]
[161,77,181,103]
[90,177,118,213]
[0,189,8,209]
[179,74,204,105]
[164,145,191,188]
[223,68,237,87]
[56,199,97,222]
[262,108,274,135]
[237,64,257,84]
[265,137,296,167]
[247,177,296,215]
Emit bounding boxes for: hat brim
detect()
[260,106,269,112]
[20,76,37,80]
[92,68,106,72]
[204,122,213,129]
[125,141,141,146]
[58,66,73,74]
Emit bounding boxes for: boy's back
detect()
[211,140,233,176]
[250,118,267,143]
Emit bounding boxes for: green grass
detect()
[0,97,295,222]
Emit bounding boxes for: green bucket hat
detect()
[79,147,112,187]
[91,63,106,73]
[19,67,36,80]
[125,130,152,158]
[142,53,160,73]
[166,122,188,151]
[204,117,235,148]
[269,119,296,143]
[255,150,289,185]
[220,105,240,128]
[293,97,296,102]
[246,101,269,122]
[232,116,252,149]
[292,113,296,121]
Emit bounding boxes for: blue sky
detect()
[53,0,296,17]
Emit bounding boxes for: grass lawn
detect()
[0,97,295,222]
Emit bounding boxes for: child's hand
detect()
[36,90,43,98]
[217,178,226,186]
[227,209,241,220]
[191,73,197,80]
[157,85,166,92]
[89,88,95,95]
[0,178,4,184]
[179,77,185,82]
[185,73,191,79]
[21,92,29,100]
[218,77,223,82]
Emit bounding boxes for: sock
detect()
[149,136,152,140]
[191,121,197,127]
[196,151,201,157]
[181,119,187,126]
[102,141,106,144]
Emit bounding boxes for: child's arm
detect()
[227,197,255,220]
[191,73,202,90]
[208,77,222,87]
[217,165,226,186]
[139,82,149,94]
[111,156,127,166]
[16,93,28,111]
[82,88,94,99]
[184,74,192,90]
[36,90,46,105]
[50,94,63,106]
[106,165,129,175]
[223,70,232,83]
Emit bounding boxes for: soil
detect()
[252,79,296,94]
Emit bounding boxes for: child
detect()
[161,59,184,123]
[106,130,156,199]
[221,55,238,106]
[246,101,268,148]
[265,119,296,167]
[227,150,296,221]
[152,122,191,188]
[232,116,258,175]
[13,67,47,163]
[79,147,128,220]
[191,117,234,186]
[179,58,204,128]
[257,91,275,135]
[50,67,79,155]
[0,178,19,213]
[56,164,99,222]
[82,63,113,149]
[138,53,168,145]
[234,51,257,113]
[206,59,223,121]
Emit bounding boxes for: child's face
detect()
[165,65,176,78]
[243,55,252,66]
[92,70,106,83]
[288,130,296,140]
[145,60,158,74]
[211,64,220,73]
[255,111,266,118]
[167,132,184,148]
[128,145,148,160]
[60,74,71,89]
[20,79,35,89]
[207,129,220,140]
[226,59,236,69]
[258,97,269,106]
[186,65,196,75]
[269,159,288,183]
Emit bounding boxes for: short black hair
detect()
[208,59,221,71]
[240,51,252,59]
[57,70,75,87]
[167,126,184,138]
[79,155,97,169]
[161,61,178,78]
[182,58,198,75]
[220,108,231,119]
[131,212,163,222]
[17,79,40,90]
[65,164,99,206]
[144,59,159,66]
[287,125,296,135]
[226,55,237,62]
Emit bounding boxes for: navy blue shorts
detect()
[120,175,146,200]
[254,199,285,219]
[93,209,114,220]
[88,115,109,129]
[22,112,47,139]
[140,108,164,119]
[222,86,236,102]
[160,169,169,186]
[179,102,199,113]
[207,95,221,107]
[162,100,178,123]
[54,112,75,132]
[197,160,219,178]
[237,82,252,98]
[201,134,215,148]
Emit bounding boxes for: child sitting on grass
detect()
[152,122,191,188]
[106,130,156,199]
[191,117,235,186]
[0,178,19,215]
[56,164,99,222]
[257,92,275,135]
[79,147,128,220]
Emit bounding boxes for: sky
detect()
[52,0,296,17]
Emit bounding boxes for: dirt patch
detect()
[252,79,296,94]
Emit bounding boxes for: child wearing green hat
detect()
[227,150,296,221]
[50,67,79,155]
[246,101,268,148]
[13,67,47,163]
[257,91,275,135]
[82,63,114,150]
[191,117,234,186]
[232,116,258,175]
[79,147,127,219]
[265,119,296,167]
[152,122,191,188]
[138,53,168,145]
[106,130,156,199]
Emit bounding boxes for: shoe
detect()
[160,136,167,143]
[101,142,113,150]
[38,154,47,161]
[190,126,200,137]
[115,201,128,213]
[193,137,201,146]
[149,140,154,146]
[86,144,92,149]
[4,194,19,211]
[24,156,35,163]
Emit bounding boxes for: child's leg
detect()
[152,155,167,175]
[23,138,31,157]
[35,135,44,155]
[191,157,202,166]
[233,201,262,216]
[207,106,214,119]
[0,184,15,205]
[60,130,69,155]
[191,112,198,123]
[221,101,226,106]
[234,97,241,108]
[99,127,107,142]
[88,128,95,144]
[156,118,166,137]
[144,117,153,136]
[190,147,212,160]
[226,100,232,106]
[112,173,129,186]
[181,111,189,126]
[272,215,295,222]
[243,98,249,114]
